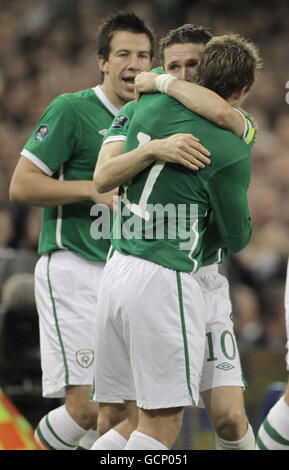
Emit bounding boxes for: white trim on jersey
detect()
[56,165,66,250]
[233,108,249,142]
[93,86,119,117]
[21,148,54,176]
[102,135,127,145]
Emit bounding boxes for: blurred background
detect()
[0,0,288,450]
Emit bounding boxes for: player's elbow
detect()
[93,173,109,194]
[227,230,252,254]
[93,165,115,193]
[9,179,25,204]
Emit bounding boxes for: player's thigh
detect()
[92,255,136,404]
[199,276,245,396]
[118,255,207,410]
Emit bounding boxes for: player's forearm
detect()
[10,170,92,207]
[94,143,156,193]
[167,80,244,137]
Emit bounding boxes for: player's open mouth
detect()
[122,77,135,90]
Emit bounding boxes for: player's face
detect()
[99,31,153,108]
[163,42,204,82]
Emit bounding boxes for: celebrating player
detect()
[91,32,262,450]
[9,12,208,450]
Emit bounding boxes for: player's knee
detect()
[144,407,184,433]
[213,410,248,441]
[66,400,98,430]
[97,405,127,436]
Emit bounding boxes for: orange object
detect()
[0,388,41,450]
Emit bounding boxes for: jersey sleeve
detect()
[21,95,78,175]
[206,155,252,253]
[234,108,256,149]
[102,101,136,145]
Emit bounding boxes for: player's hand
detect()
[152,134,211,171]
[134,72,159,102]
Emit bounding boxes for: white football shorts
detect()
[34,250,105,398]
[92,251,208,409]
[92,251,245,410]
[194,267,245,406]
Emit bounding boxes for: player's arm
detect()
[206,156,252,253]
[94,134,211,193]
[135,72,248,138]
[9,156,116,208]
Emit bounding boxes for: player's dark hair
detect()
[159,24,212,64]
[195,34,262,99]
[97,12,155,60]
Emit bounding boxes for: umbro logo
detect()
[216,362,235,371]
[98,129,108,136]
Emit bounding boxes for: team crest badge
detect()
[76,349,94,368]
[112,114,128,129]
[35,124,50,141]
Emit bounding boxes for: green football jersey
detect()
[21,86,118,261]
[102,101,136,145]
[111,93,255,272]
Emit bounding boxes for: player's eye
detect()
[168,65,179,71]
[187,61,198,68]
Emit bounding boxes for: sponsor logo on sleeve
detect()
[112,114,128,129]
[35,124,50,141]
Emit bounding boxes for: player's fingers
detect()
[183,146,211,165]
[177,157,200,171]
[187,140,211,158]
[135,90,141,102]
[181,149,209,168]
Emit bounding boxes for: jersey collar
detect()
[93,85,119,117]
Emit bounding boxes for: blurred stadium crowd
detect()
[0,0,288,352]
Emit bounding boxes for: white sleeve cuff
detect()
[21,148,54,176]
[102,135,127,145]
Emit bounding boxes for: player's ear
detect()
[97,55,109,73]
[233,86,248,100]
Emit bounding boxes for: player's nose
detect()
[179,67,187,81]
[127,54,141,71]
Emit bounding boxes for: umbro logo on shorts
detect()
[75,349,94,368]
[216,362,235,371]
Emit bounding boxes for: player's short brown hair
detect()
[159,24,212,65]
[97,12,155,60]
[195,34,262,99]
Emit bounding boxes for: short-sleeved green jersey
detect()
[22,86,119,261]
[102,101,136,146]
[111,93,255,272]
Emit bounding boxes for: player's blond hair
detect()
[195,34,262,99]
